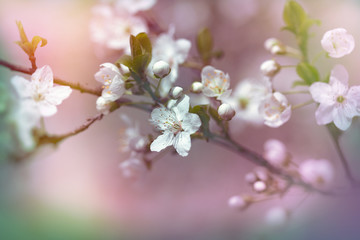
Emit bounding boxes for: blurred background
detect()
[1,0,360,239]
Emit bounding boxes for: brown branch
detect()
[0,59,101,96]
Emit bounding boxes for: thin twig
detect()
[0,59,101,96]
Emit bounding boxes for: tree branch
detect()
[0,59,101,96]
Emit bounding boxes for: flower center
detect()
[239,98,249,109]
[33,92,45,102]
[336,95,345,103]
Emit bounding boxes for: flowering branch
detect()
[0,59,101,96]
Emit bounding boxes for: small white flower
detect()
[95,63,125,101]
[299,159,334,187]
[90,4,148,53]
[119,154,147,179]
[120,114,149,153]
[149,26,191,97]
[150,95,201,157]
[201,65,231,100]
[227,78,271,125]
[309,65,360,131]
[11,65,72,117]
[115,0,157,14]
[260,59,281,77]
[321,28,355,58]
[263,139,290,167]
[259,92,291,128]
[217,103,235,121]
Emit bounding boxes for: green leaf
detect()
[115,55,132,69]
[130,35,142,57]
[208,106,222,125]
[283,0,307,34]
[132,53,151,73]
[136,32,152,55]
[190,105,211,139]
[196,28,213,64]
[296,62,319,85]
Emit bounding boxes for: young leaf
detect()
[283,0,307,34]
[130,35,142,57]
[190,105,211,139]
[196,28,213,64]
[136,32,152,55]
[296,62,319,85]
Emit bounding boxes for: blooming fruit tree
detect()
[1,0,360,226]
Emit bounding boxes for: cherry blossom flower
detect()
[321,28,355,58]
[90,4,148,53]
[299,159,334,187]
[119,153,147,179]
[228,195,253,211]
[115,0,157,14]
[119,114,149,153]
[150,95,201,157]
[201,66,231,100]
[309,65,360,130]
[11,65,72,117]
[259,92,291,127]
[227,78,272,125]
[149,26,191,97]
[263,139,290,167]
[265,207,289,226]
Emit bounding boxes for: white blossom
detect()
[115,0,157,14]
[309,65,360,131]
[299,159,334,187]
[150,95,201,157]
[11,65,72,117]
[149,26,191,97]
[259,92,291,128]
[321,28,355,58]
[119,153,147,179]
[228,195,252,211]
[263,139,290,167]
[90,4,148,53]
[201,65,231,100]
[265,207,289,227]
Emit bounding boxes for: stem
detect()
[327,125,357,186]
[0,59,101,96]
[291,100,314,110]
[281,90,309,95]
[180,60,203,70]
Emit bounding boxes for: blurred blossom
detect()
[11,65,72,117]
[201,66,232,101]
[115,0,157,14]
[265,206,289,227]
[309,64,360,131]
[263,139,290,167]
[228,195,252,211]
[148,26,191,97]
[227,78,271,126]
[119,114,149,153]
[150,95,201,157]
[253,180,267,193]
[119,153,147,179]
[89,4,148,53]
[321,28,355,58]
[299,159,334,187]
[217,0,258,26]
[259,92,291,128]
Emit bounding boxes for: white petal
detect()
[46,86,72,105]
[102,75,125,101]
[150,132,174,152]
[31,65,53,88]
[37,101,57,117]
[173,132,191,157]
[182,112,201,134]
[331,78,348,96]
[330,65,349,85]
[333,107,352,130]
[150,107,174,130]
[172,95,190,121]
[11,76,31,98]
[347,86,360,103]
[175,39,191,64]
[309,82,334,104]
[315,104,334,125]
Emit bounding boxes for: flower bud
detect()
[153,60,171,78]
[169,86,183,99]
[218,103,236,121]
[264,38,280,51]
[264,38,286,54]
[265,207,290,227]
[260,60,281,77]
[253,181,267,193]
[190,81,204,93]
[245,172,257,184]
[228,195,253,211]
[254,168,270,182]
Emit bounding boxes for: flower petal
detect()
[332,106,352,130]
[315,104,334,125]
[347,85,360,103]
[31,65,53,88]
[150,107,173,131]
[46,86,72,105]
[330,64,349,85]
[173,132,191,157]
[175,39,191,64]
[37,101,57,117]
[172,95,190,121]
[11,76,31,98]
[182,112,201,134]
[309,82,334,104]
[150,132,174,152]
